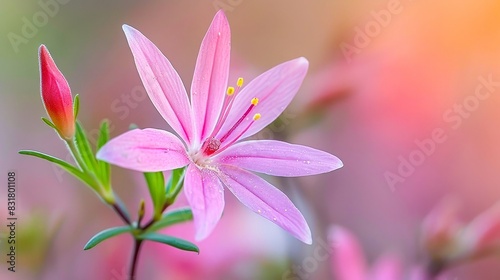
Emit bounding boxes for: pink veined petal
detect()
[96,128,190,172]
[215,57,308,143]
[184,163,225,241]
[217,164,312,244]
[191,10,231,144]
[123,25,194,144]
[215,140,343,177]
[329,226,367,280]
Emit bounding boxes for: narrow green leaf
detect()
[19,150,96,189]
[96,120,110,150]
[165,168,186,205]
[139,232,199,253]
[41,117,57,130]
[146,208,193,233]
[83,226,133,250]
[74,122,98,173]
[144,171,165,219]
[73,94,80,119]
[96,120,111,187]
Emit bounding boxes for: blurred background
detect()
[2,0,500,279]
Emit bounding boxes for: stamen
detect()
[219,98,258,143]
[216,113,262,155]
[237,77,244,87]
[227,86,235,96]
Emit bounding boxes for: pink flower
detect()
[329,226,402,280]
[39,45,75,139]
[421,199,500,267]
[97,11,342,243]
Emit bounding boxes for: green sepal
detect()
[74,122,98,173]
[165,168,186,205]
[138,232,199,253]
[144,171,166,220]
[73,94,80,119]
[145,207,193,233]
[41,117,57,130]
[83,225,133,250]
[96,120,111,188]
[18,150,96,190]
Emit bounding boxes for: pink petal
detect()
[184,163,225,241]
[191,10,231,143]
[123,25,194,144]
[329,226,367,280]
[96,129,189,172]
[215,140,342,177]
[369,255,402,280]
[218,165,312,244]
[215,57,308,143]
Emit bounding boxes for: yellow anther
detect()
[227,86,235,95]
[237,77,244,87]
[251,97,259,106]
[253,113,261,121]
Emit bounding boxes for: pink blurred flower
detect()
[421,199,500,271]
[421,198,463,262]
[329,226,402,280]
[97,11,342,243]
[38,45,75,140]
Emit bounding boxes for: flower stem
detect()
[129,239,143,280]
[111,202,132,225]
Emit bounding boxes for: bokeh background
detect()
[2,0,500,279]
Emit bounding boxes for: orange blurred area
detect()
[3,0,500,279]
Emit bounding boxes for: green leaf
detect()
[73,94,80,119]
[129,123,138,130]
[41,117,57,130]
[139,232,199,253]
[144,171,165,219]
[146,208,193,233]
[165,168,186,205]
[83,226,133,250]
[74,122,98,173]
[96,120,111,187]
[96,119,110,150]
[18,150,96,189]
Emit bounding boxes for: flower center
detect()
[199,78,261,157]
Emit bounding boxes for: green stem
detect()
[65,138,87,172]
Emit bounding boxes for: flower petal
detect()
[191,10,231,143]
[215,140,342,177]
[39,45,75,139]
[329,226,367,280]
[123,25,193,144]
[370,255,402,280]
[215,57,308,143]
[96,128,189,172]
[218,164,311,244]
[184,164,225,241]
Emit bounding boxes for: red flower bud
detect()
[39,45,75,139]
